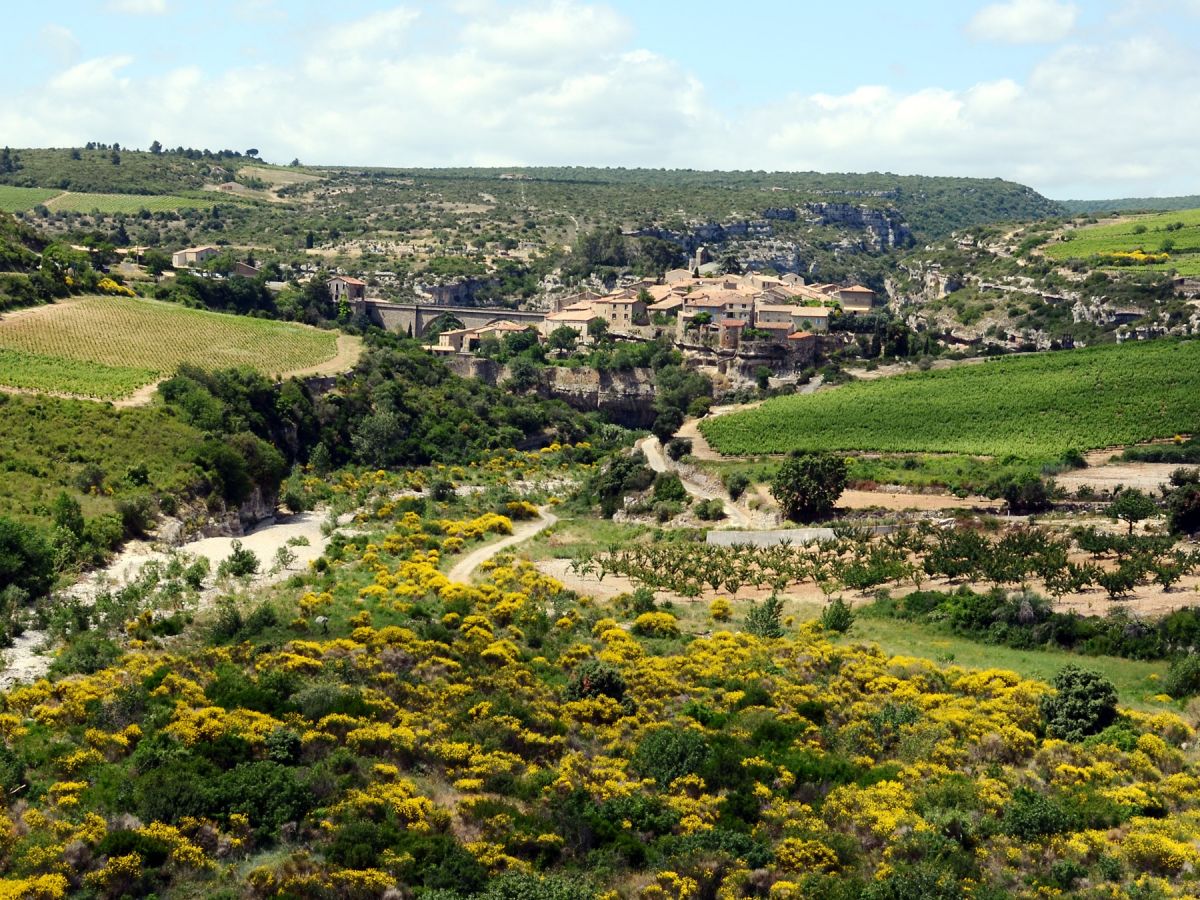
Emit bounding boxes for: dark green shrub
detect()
[821,597,855,633]
[430,478,456,502]
[652,472,687,503]
[1041,665,1118,741]
[96,830,171,868]
[50,633,121,675]
[565,659,626,703]
[665,437,692,461]
[1002,788,1073,839]
[633,727,711,786]
[724,471,750,501]
[744,594,784,638]
[0,516,54,598]
[116,492,156,538]
[1164,654,1200,698]
[217,540,259,579]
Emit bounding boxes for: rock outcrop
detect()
[804,203,913,250]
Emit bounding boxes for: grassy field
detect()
[701,340,1200,459]
[1044,207,1200,276]
[0,296,338,399]
[835,609,1172,711]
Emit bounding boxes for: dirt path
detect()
[840,488,1002,512]
[0,510,338,689]
[677,402,761,462]
[282,333,364,378]
[1056,455,1184,494]
[447,509,558,584]
[637,436,754,527]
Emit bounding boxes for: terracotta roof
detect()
[787,331,816,339]
[332,275,367,285]
[486,321,531,332]
[719,318,747,327]
[755,304,799,314]
[648,297,683,310]
[594,296,640,304]
[791,306,833,317]
[756,321,792,330]
[839,284,875,293]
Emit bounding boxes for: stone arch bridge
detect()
[360,300,546,337]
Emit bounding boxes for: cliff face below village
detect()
[445,357,657,426]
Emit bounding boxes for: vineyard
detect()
[43,191,216,214]
[0,186,216,214]
[0,348,155,399]
[701,340,1200,458]
[0,296,338,399]
[0,185,61,212]
[1043,208,1200,276]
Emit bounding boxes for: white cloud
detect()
[5,2,1200,198]
[966,0,1078,43]
[324,7,420,54]
[106,0,168,14]
[40,24,80,64]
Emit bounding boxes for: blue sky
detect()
[3,0,1199,198]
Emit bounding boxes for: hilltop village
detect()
[420,271,876,377]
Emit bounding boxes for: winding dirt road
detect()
[447,508,559,583]
[636,436,754,527]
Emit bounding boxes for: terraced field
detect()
[701,339,1200,459]
[0,186,216,213]
[1044,207,1200,275]
[0,295,339,400]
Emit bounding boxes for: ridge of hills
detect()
[0,147,1063,239]
[1060,195,1200,215]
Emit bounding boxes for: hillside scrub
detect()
[2,471,1199,897]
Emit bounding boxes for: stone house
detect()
[329,275,367,305]
[171,246,218,268]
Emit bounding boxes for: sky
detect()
[2,0,1199,199]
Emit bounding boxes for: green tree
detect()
[546,325,579,352]
[1040,665,1117,741]
[0,517,55,598]
[770,452,848,522]
[1108,487,1157,535]
[651,407,684,443]
[143,249,173,277]
[149,140,162,154]
[1166,470,1200,537]
[504,357,540,393]
[51,492,84,540]
[587,317,609,343]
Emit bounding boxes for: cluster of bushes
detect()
[868,584,1200,678]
